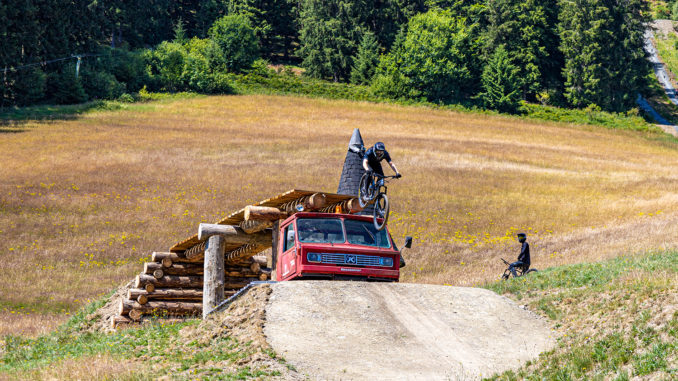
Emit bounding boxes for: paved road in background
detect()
[645,30,678,105]
[639,30,678,130]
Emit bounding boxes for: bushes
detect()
[208,14,259,73]
[371,10,480,103]
[46,65,87,105]
[143,38,234,94]
[81,70,125,100]
[11,68,47,106]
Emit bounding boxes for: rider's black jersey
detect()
[518,242,530,266]
[364,147,391,175]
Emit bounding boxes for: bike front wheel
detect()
[373,193,390,231]
[358,173,373,208]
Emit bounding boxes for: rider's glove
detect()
[395,173,402,179]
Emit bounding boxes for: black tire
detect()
[501,272,510,280]
[373,193,389,231]
[358,173,373,208]
[524,269,538,275]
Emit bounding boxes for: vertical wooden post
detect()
[271,220,280,281]
[203,235,225,318]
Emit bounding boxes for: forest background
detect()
[0,0,658,115]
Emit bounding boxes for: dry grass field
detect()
[2,94,678,337]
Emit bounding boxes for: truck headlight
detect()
[307,252,321,263]
[380,257,393,267]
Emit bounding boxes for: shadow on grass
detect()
[0,102,107,127]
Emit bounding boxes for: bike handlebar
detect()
[501,258,510,265]
[371,173,399,179]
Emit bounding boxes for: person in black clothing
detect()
[509,233,530,277]
[362,142,401,185]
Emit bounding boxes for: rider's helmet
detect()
[517,233,527,243]
[374,142,386,159]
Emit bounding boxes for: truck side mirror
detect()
[404,236,413,249]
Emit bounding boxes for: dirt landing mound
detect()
[265,281,556,380]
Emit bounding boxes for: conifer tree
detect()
[479,46,521,113]
[559,0,649,111]
[298,0,363,81]
[485,0,561,100]
[351,32,380,84]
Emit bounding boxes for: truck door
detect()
[280,223,297,280]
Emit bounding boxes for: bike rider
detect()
[362,142,401,185]
[508,233,530,277]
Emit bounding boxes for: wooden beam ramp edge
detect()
[111,189,362,328]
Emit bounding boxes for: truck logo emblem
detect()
[346,255,357,264]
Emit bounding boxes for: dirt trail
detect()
[265,281,556,380]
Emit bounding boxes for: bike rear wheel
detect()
[358,173,374,208]
[373,193,389,231]
[524,269,538,275]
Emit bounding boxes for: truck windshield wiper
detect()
[363,225,375,243]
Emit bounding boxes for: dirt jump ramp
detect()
[265,281,555,380]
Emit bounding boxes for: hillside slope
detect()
[1,94,678,336]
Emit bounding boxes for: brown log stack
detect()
[119,300,202,317]
[144,262,263,277]
[127,288,237,303]
[135,274,253,289]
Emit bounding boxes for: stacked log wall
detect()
[111,252,269,328]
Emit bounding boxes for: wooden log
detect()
[145,283,155,293]
[136,294,148,305]
[152,251,201,264]
[135,274,203,288]
[251,255,268,266]
[321,198,363,214]
[203,235,225,318]
[281,193,327,213]
[111,315,133,329]
[129,309,143,321]
[244,205,288,221]
[152,269,164,279]
[161,257,173,268]
[119,300,202,316]
[143,262,261,277]
[239,219,273,234]
[128,288,228,302]
[197,223,271,243]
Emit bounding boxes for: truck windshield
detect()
[344,219,391,248]
[297,218,345,243]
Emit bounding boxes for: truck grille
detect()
[320,253,384,267]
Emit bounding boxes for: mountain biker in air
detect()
[508,233,530,277]
[362,142,401,185]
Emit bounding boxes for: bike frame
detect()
[370,173,396,197]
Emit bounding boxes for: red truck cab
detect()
[275,212,410,282]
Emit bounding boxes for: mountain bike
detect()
[501,258,538,280]
[358,172,399,231]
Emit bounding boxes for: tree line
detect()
[1,0,650,114]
